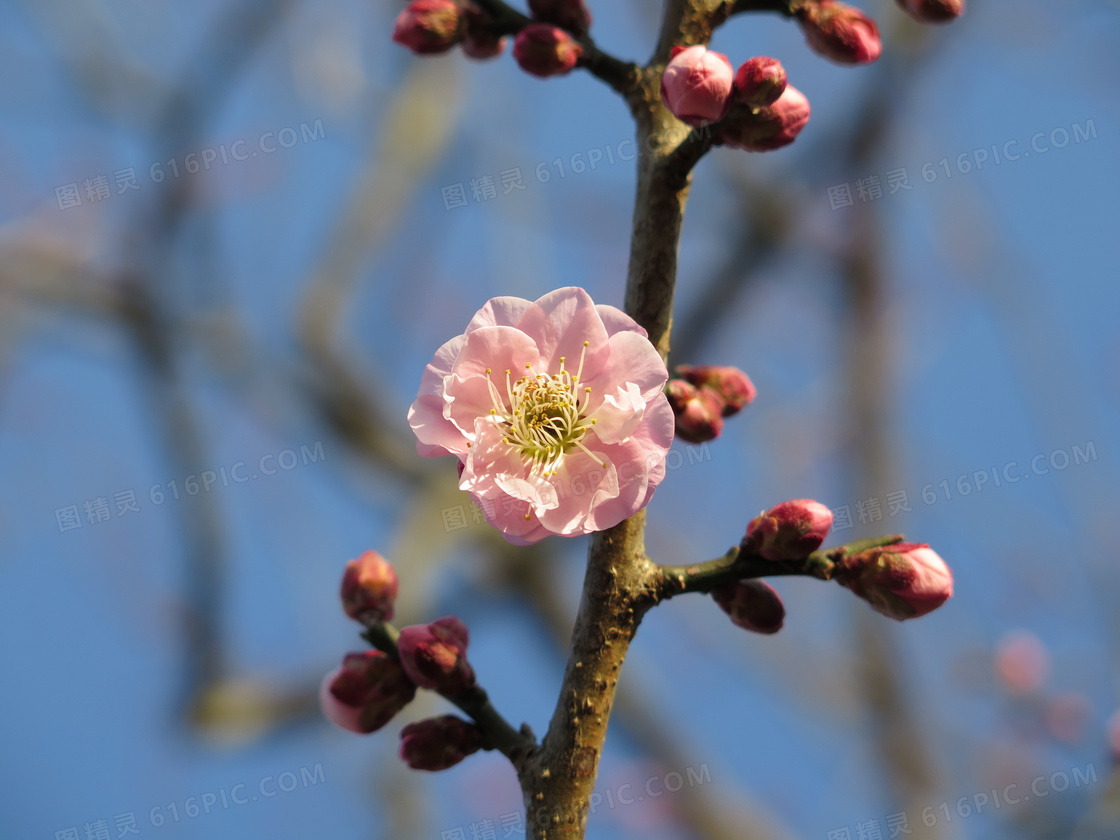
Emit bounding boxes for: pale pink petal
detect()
[464,296,533,334]
[408,334,468,457]
[445,326,541,438]
[580,329,669,413]
[589,381,647,444]
[596,304,647,339]
[537,448,621,534]
[513,286,611,378]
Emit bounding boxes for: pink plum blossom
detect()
[408,287,674,545]
[660,45,735,127]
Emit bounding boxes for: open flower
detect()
[408,287,674,544]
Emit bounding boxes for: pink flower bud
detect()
[340,550,398,623]
[400,714,484,771]
[718,85,811,152]
[513,23,583,77]
[711,580,785,634]
[319,651,416,734]
[528,0,592,38]
[675,365,757,417]
[895,0,964,23]
[796,1,882,65]
[734,57,788,108]
[835,542,953,620]
[392,0,466,55]
[397,616,476,694]
[665,379,724,443]
[743,499,833,561]
[660,45,735,127]
[462,4,507,59]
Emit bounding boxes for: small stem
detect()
[655,534,906,599]
[361,619,536,766]
[470,0,639,95]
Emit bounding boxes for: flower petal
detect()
[514,287,611,379]
[408,334,468,457]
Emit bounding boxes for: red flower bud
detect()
[718,85,811,152]
[660,45,735,127]
[391,0,466,55]
[734,57,788,108]
[895,0,964,23]
[675,365,757,417]
[399,714,483,771]
[834,542,953,620]
[527,0,592,38]
[462,3,506,60]
[319,651,416,734]
[711,580,785,634]
[513,23,583,77]
[743,499,834,561]
[340,550,398,623]
[665,379,724,443]
[397,616,476,694]
[796,1,881,65]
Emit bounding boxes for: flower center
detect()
[485,341,600,474]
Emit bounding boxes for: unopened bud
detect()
[660,45,735,128]
[340,550,398,623]
[513,23,583,77]
[834,542,953,620]
[734,57,788,108]
[399,714,483,771]
[743,499,833,561]
[718,85,811,152]
[397,616,476,694]
[665,379,724,443]
[675,365,757,417]
[391,0,466,55]
[712,580,785,634]
[895,0,964,23]
[528,0,592,38]
[319,651,416,734]
[462,4,506,59]
[796,1,882,65]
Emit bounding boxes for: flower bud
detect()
[743,499,833,561]
[734,57,787,108]
[834,542,953,620]
[665,379,724,443]
[462,4,506,59]
[340,550,398,623]
[718,85,811,152]
[796,1,881,65]
[528,0,592,38]
[319,651,416,734]
[397,616,476,694]
[400,714,484,770]
[391,0,466,55]
[513,23,583,77]
[675,365,757,417]
[711,580,785,634]
[660,45,735,127]
[895,0,964,23]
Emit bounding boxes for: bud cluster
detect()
[658,47,811,153]
[321,550,482,773]
[665,365,756,443]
